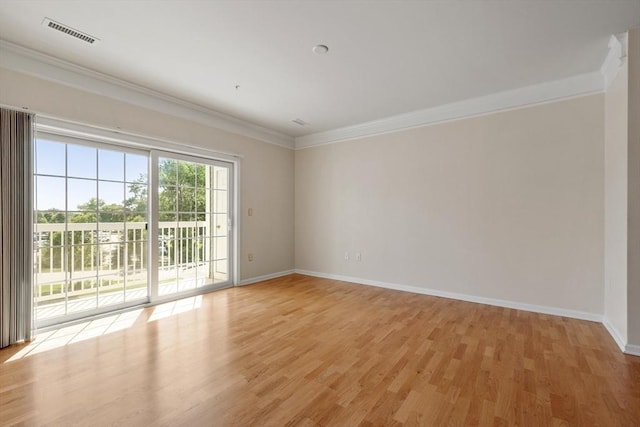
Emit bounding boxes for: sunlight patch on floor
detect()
[148,295,202,322]
[5,309,143,362]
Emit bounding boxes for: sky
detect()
[35,139,148,211]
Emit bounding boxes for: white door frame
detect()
[34,119,241,328]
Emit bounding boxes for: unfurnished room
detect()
[1,1,640,425]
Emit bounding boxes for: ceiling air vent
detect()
[292,118,308,126]
[42,18,99,44]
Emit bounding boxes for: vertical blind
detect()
[0,108,34,348]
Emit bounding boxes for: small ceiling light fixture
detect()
[312,44,329,54]
[235,85,240,90]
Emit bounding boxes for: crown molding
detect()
[601,33,628,90]
[295,71,604,149]
[296,32,628,149]
[0,40,296,149]
[1,32,625,152]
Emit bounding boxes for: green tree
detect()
[70,198,125,223]
[158,159,206,219]
[36,209,65,224]
[124,178,147,222]
[125,160,207,221]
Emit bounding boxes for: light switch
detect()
[248,208,253,216]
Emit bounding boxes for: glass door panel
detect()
[212,166,230,282]
[34,134,234,327]
[34,136,149,326]
[156,156,232,297]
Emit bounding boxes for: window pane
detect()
[214,166,228,190]
[68,179,97,211]
[97,243,124,272]
[195,188,207,212]
[97,228,124,246]
[36,140,65,176]
[126,182,147,221]
[202,240,211,264]
[158,159,177,185]
[36,176,66,210]
[34,238,67,274]
[36,210,66,224]
[214,236,227,260]
[126,153,147,183]
[177,161,197,188]
[67,277,98,314]
[213,260,227,282]
[195,164,207,188]
[100,212,125,223]
[126,226,147,242]
[68,210,97,224]
[214,190,227,213]
[192,237,204,263]
[126,285,147,302]
[126,240,147,271]
[98,275,124,307]
[195,222,208,239]
[68,145,97,179]
[159,186,177,212]
[213,214,227,237]
[197,262,212,287]
[178,266,197,292]
[178,188,195,212]
[69,244,98,273]
[99,180,124,206]
[159,212,176,222]
[99,149,124,181]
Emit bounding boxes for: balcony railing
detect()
[34,221,218,303]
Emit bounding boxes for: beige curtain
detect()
[0,108,34,348]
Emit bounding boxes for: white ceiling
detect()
[0,0,639,139]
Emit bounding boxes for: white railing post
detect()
[34,221,207,302]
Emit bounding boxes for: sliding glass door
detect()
[154,153,232,297]
[33,134,234,327]
[34,135,149,325]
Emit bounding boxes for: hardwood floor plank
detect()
[1,274,640,426]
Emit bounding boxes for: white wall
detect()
[627,28,640,348]
[604,59,629,343]
[0,67,295,281]
[602,28,640,353]
[296,95,605,317]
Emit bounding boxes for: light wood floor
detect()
[1,274,639,426]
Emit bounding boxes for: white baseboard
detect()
[240,268,639,357]
[603,317,627,352]
[294,269,603,322]
[238,270,294,286]
[625,344,640,356]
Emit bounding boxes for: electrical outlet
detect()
[355,252,362,262]
[248,253,254,262]
[344,251,349,261]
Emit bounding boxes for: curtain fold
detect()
[0,108,34,348]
